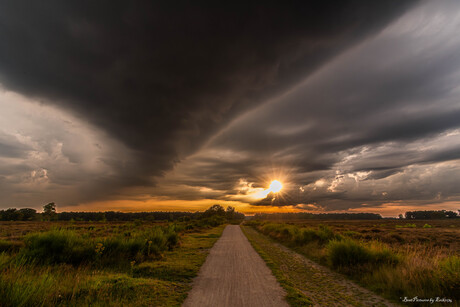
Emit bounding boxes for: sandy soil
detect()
[183,225,288,307]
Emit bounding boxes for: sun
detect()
[268,180,283,193]
[248,179,284,199]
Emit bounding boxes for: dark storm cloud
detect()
[0,0,417,199]
[161,0,460,210]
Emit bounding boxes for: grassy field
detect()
[0,220,225,306]
[246,219,460,306]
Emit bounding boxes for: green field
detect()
[0,220,225,306]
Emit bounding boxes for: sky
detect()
[0,0,459,216]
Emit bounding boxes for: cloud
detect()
[0,89,134,207]
[152,0,460,211]
[0,1,417,207]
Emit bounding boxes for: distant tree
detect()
[253,212,382,220]
[43,202,57,221]
[226,206,235,219]
[18,208,37,221]
[405,210,458,219]
[0,208,22,221]
[398,214,404,219]
[203,204,226,218]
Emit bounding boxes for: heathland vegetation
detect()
[246,218,459,304]
[0,204,243,306]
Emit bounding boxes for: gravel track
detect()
[183,225,288,307]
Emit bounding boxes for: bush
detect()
[294,228,319,245]
[22,229,96,265]
[199,216,226,227]
[328,239,398,269]
[328,239,371,268]
[21,225,181,266]
[316,225,337,244]
[396,223,416,228]
[103,237,145,262]
[258,223,339,246]
[438,255,460,297]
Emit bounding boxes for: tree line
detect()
[0,203,244,222]
[253,212,383,220]
[404,210,458,219]
[254,210,460,220]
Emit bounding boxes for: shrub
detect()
[438,255,460,297]
[423,224,432,228]
[396,223,416,228]
[328,239,371,268]
[103,237,145,262]
[316,225,337,244]
[257,223,340,246]
[22,229,96,265]
[294,228,319,245]
[20,225,181,266]
[328,239,398,269]
[198,216,226,227]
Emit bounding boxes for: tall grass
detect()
[0,240,23,253]
[0,253,91,306]
[258,222,340,246]
[327,238,399,270]
[0,220,225,306]
[250,221,460,303]
[22,229,95,265]
[20,225,180,266]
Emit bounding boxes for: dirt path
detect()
[243,226,397,307]
[183,225,288,307]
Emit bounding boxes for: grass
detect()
[0,221,226,306]
[19,224,181,266]
[327,238,399,270]
[0,240,22,253]
[247,220,460,305]
[395,223,416,228]
[241,226,313,307]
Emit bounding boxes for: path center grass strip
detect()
[241,225,313,307]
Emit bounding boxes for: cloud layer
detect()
[3,1,460,214]
[0,89,135,206]
[151,0,460,211]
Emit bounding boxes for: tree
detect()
[203,205,225,218]
[226,206,235,219]
[43,202,57,221]
[18,208,37,221]
[0,208,22,221]
[405,210,459,219]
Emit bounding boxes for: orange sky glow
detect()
[60,198,460,218]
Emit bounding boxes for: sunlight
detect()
[268,180,283,193]
[251,179,284,199]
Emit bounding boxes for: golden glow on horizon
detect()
[58,198,460,218]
